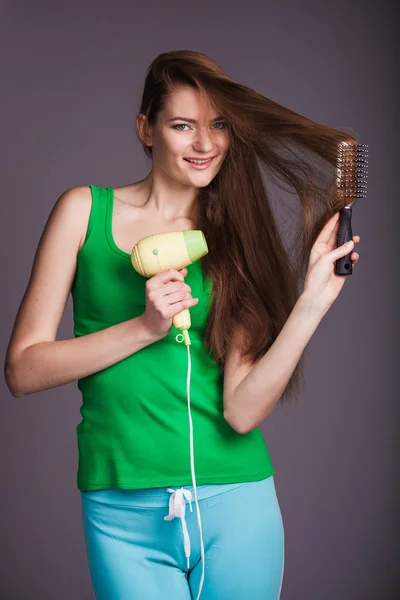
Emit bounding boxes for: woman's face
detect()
[143,86,230,187]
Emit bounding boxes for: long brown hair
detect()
[136,49,358,404]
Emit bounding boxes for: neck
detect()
[138,169,199,222]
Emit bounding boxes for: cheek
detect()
[161,132,187,159]
[151,130,182,159]
[216,132,230,155]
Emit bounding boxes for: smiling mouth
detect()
[183,157,215,166]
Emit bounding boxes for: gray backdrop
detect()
[1,1,398,598]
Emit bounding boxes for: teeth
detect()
[186,158,211,164]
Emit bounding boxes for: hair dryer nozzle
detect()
[182,230,208,262]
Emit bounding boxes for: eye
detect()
[172,124,190,131]
[213,122,227,130]
[172,122,227,132]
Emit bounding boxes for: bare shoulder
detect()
[51,185,93,253]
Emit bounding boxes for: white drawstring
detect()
[164,487,194,570]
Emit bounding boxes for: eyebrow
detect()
[167,116,225,123]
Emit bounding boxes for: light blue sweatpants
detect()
[80,475,284,599]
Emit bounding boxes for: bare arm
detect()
[223,294,328,434]
[4,186,160,398]
[6,317,160,398]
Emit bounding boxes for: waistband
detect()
[80,476,273,508]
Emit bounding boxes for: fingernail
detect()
[346,240,354,246]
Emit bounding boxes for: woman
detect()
[5,50,360,599]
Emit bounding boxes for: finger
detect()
[332,229,360,251]
[330,239,355,260]
[153,268,185,288]
[317,211,340,245]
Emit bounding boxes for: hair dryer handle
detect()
[173,309,192,345]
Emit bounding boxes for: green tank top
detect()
[71,184,274,491]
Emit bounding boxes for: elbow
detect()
[11,387,26,398]
[223,409,252,435]
[4,363,25,398]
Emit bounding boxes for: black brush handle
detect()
[335,207,353,275]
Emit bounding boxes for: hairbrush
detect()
[335,142,368,275]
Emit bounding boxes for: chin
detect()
[189,172,217,185]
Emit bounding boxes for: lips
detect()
[184,157,215,170]
[184,156,215,161]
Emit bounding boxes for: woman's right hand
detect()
[139,267,199,340]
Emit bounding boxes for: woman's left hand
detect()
[302,211,360,311]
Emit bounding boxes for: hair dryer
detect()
[131,230,208,346]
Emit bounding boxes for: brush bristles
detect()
[336,142,368,201]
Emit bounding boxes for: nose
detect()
[192,127,214,154]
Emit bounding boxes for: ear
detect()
[136,113,152,147]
